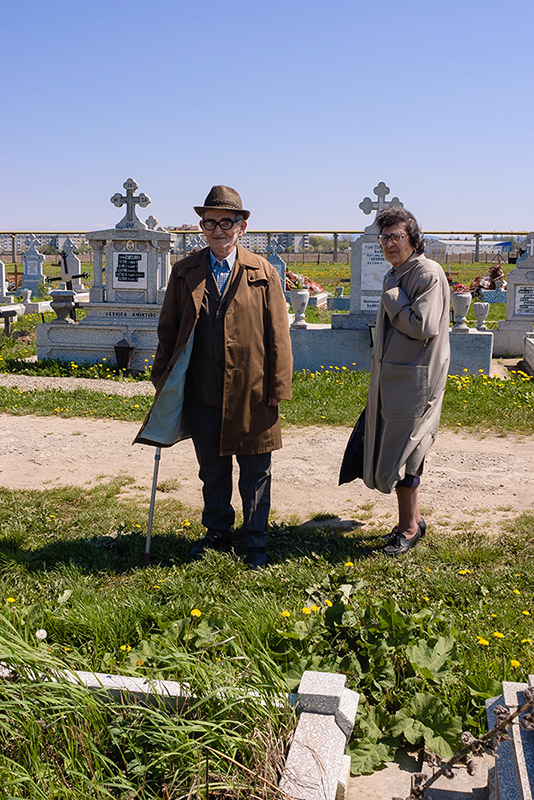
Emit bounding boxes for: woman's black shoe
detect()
[381,517,426,543]
[384,526,422,556]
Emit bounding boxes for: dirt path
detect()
[1,413,531,534]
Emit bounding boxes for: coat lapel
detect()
[184,249,209,316]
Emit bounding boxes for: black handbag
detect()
[338,407,366,485]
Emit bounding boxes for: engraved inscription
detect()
[361,242,388,291]
[112,252,148,289]
[514,285,534,316]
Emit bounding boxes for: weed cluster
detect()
[0,480,532,793]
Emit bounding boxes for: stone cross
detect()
[111,178,151,230]
[527,233,534,258]
[267,239,284,258]
[63,236,76,259]
[61,236,84,290]
[25,234,39,250]
[266,238,286,290]
[359,181,403,217]
[146,215,159,231]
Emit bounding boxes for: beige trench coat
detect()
[363,252,450,493]
[134,246,293,455]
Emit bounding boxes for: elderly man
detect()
[363,206,450,555]
[135,186,292,569]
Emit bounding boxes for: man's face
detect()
[379,223,414,269]
[200,208,247,261]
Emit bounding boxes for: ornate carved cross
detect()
[359,181,403,217]
[110,178,151,230]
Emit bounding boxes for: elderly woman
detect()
[364,207,450,555]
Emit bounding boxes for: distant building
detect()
[0,232,87,255]
[425,238,511,256]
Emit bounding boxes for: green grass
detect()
[0,368,532,433]
[0,479,533,792]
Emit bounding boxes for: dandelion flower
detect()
[511,659,520,668]
[35,629,47,641]
[6,597,15,604]
[345,561,354,567]
[325,599,333,607]
[493,631,504,639]
[458,569,472,575]
[513,589,521,595]
[120,644,132,652]
[477,637,489,646]
[281,610,290,618]
[423,596,429,602]
[302,607,311,615]
[491,613,497,618]
[521,639,532,644]
[310,605,319,612]
[522,610,530,616]
[190,609,201,618]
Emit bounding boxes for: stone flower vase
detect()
[451,291,472,331]
[473,301,490,330]
[290,288,309,328]
[50,289,76,323]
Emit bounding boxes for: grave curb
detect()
[279,670,359,800]
[1,661,359,800]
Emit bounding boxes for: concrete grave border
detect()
[1,662,358,800]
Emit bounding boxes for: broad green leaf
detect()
[464,675,503,698]
[347,738,396,775]
[405,636,457,681]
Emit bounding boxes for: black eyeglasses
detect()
[378,232,408,244]
[201,218,240,231]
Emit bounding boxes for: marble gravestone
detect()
[0,259,14,304]
[266,238,286,290]
[331,181,403,330]
[21,236,45,296]
[37,178,175,372]
[494,231,534,357]
[60,237,85,292]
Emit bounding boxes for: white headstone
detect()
[21,238,45,296]
[61,237,84,292]
[494,231,534,356]
[332,181,404,330]
[37,178,175,373]
[0,259,14,304]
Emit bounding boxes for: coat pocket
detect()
[379,363,428,418]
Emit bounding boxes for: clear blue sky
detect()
[2,0,533,233]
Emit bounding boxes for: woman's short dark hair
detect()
[375,206,424,255]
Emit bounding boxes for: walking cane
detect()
[143,446,161,565]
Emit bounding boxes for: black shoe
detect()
[245,547,268,570]
[381,517,426,543]
[188,532,231,560]
[384,526,422,556]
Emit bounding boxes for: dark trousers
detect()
[187,398,271,549]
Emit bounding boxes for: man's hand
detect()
[267,397,279,407]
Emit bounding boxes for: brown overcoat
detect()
[363,252,451,493]
[134,245,293,455]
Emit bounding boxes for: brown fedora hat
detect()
[194,185,250,220]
